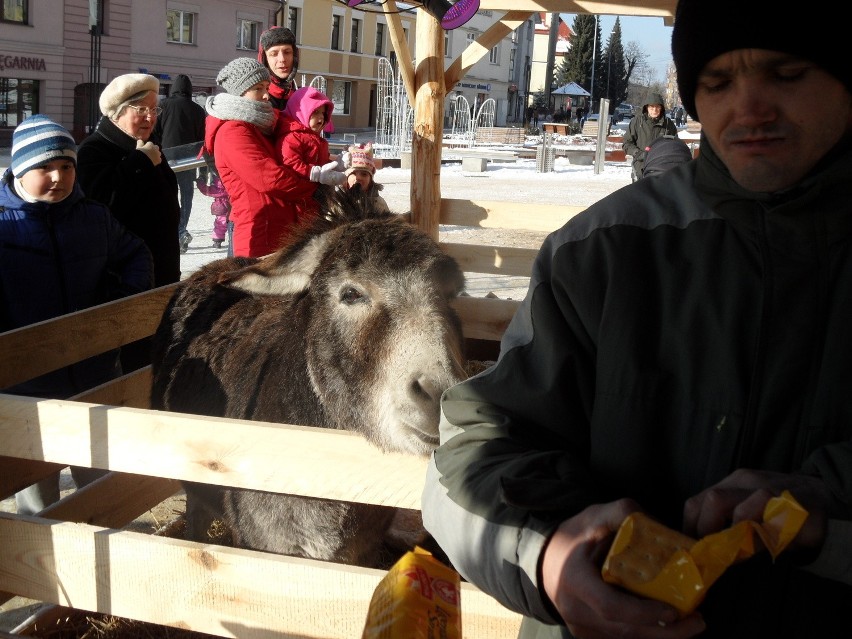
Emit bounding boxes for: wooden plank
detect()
[453,296,519,342]
[0,516,523,639]
[382,0,415,106]
[0,396,428,510]
[478,1,676,20]
[0,285,176,389]
[71,366,153,409]
[0,457,65,501]
[441,242,539,277]
[441,198,586,232]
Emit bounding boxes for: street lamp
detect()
[590,15,597,113]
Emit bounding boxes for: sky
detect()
[561,14,675,82]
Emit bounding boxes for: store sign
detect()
[458,82,491,91]
[0,55,46,72]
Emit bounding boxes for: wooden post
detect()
[410,8,444,240]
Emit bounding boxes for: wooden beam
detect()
[441,242,540,277]
[478,0,676,19]
[0,516,522,639]
[453,296,519,341]
[440,198,586,231]
[0,285,175,389]
[0,395,429,510]
[410,9,445,241]
[382,0,416,105]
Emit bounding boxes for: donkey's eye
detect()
[340,287,364,304]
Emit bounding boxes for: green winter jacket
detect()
[422,135,852,638]
[621,93,679,177]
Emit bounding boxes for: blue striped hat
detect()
[11,114,77,178]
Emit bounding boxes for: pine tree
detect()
[556,14,596,91]
[601,17,628,108]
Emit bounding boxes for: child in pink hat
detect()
[341,143,389,215]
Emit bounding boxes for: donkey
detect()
[150,190,466,566]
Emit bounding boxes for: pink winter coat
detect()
[204,113,316,258]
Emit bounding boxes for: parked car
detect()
[613,103,635,123]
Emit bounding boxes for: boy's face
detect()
[20,159,76,203]
[242,81,270,102]
[348,168,372,191]
[309,106,326,133]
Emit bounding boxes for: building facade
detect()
[1,1,526,146]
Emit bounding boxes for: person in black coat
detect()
[77,73,181,371]
[153,74,206,252]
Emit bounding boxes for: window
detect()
[509,47,515,74]
[444,33,451,58]
[331,14,341,50]
[466,32,476,47]
[489,44,499,64]
[0,78,37,128]
[237,19,260,50]
[375,23,384,56]
[331,81,351,116]
[1,0,27,23]
[350,18,361,53]
[89,0,106,35]
[287,6,298,35]
[167,9,196,44]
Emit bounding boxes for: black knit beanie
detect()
[672,0,851,121]
[260,26,297,52]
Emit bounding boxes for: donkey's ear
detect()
[217,233,331,296]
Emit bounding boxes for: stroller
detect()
[638,135,694,179]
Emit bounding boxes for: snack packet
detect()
[601,490,808,615]
[362,547,461,639]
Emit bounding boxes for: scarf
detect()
[205,94,276,135]
[269,74,296,103]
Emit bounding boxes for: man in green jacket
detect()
[422,1,852,637]
[622,92,679,181]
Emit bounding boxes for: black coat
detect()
[77,116,181,287]
[153,74,206,152]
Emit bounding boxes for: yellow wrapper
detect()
[362,547,462,639]
[601,490,808,615]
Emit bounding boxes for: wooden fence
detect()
[0,197,584,638]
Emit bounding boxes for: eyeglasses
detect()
[127,105,162,117]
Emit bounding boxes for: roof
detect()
[553,82,591,96]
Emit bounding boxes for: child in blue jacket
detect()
[0,115,153,514]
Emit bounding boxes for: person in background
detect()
[195,170,231,249]
[621,92,679,181]
[421,0,852,637]
[257,26,300,111]
[204,57,316,258]
[277,85,347,219]
[153,73,206,253]
[0,115,153,515]
[339,143,390,215]
[348,0,480,29]
[77,73,180,373]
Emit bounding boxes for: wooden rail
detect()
[0,195,587,637]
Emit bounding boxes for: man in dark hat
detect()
[421,0,852,637]
[257,26,299,110]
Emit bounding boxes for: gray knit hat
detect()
[216,58,270,96]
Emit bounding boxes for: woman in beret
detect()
[77,73,181,371]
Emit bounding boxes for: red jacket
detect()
[204,114,316,258]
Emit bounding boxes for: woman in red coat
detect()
[204,57,315,258]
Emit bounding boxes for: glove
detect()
[136,139,162,166]
[339,151,352,170]
[310,161,347,187]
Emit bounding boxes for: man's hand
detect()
[136,139,162,166]
[683,468,829,551]
[310,161,347,186]
[541,500,706,639]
